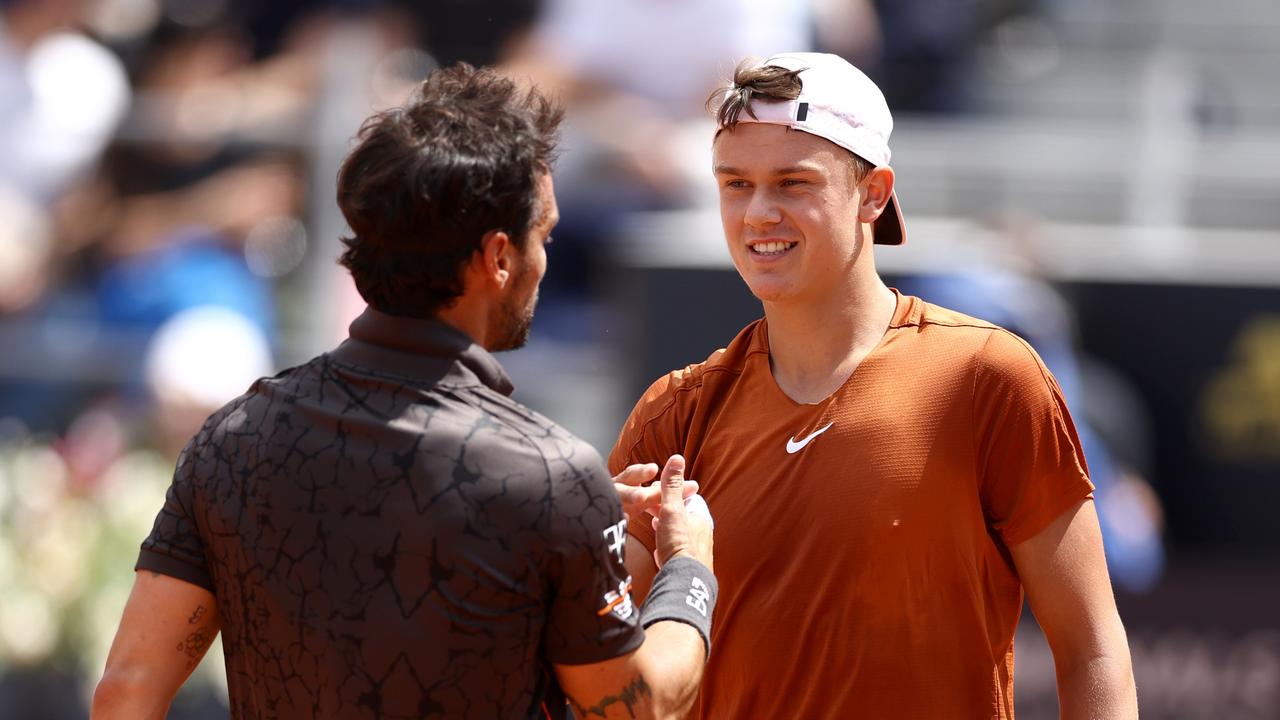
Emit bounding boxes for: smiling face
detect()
[713,123,874,306]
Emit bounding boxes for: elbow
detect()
[1054,649,1138,720]
[638,651,704,720]
[91,672,128,718]
[91,669,167,720]
[649,687,699,720]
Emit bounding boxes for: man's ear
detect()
[857,166,895,224]
[475,229,515,289]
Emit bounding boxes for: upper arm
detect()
[625,534,659,604]
[94,571,219,719]
[1010,499,1129,670]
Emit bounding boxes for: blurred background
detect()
[0,0,1277,717]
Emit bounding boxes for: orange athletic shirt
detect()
[609,291,1094,720]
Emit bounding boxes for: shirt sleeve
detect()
[543,446,645,665]
[135,439,214,591]
[607,374,686,555]
[974,329,1096,546]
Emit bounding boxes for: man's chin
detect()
[492,309,535,353]
[494,329,530,353]
[745,279,796,304]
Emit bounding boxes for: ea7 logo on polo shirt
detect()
[602,518,627,564]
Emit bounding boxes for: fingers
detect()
[619,479,701,512]
[614,484,654,512]
[612,463,659,515]
[621,481,699,510]
[659,454,687,513]
[613,463,659,487]
[644,480,698,517]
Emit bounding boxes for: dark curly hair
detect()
[337,64,564,317]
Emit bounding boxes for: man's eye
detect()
[725,180,748,189]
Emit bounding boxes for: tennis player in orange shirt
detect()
[609,53,1138,719]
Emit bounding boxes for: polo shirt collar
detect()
[340,307,515,396]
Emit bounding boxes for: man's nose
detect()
[742,189,782,229]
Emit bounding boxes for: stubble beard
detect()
[491,278,538,353]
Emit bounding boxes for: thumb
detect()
[659,454,687,512]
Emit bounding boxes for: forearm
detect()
[635,621,707,718]
[1055,651,1138,720]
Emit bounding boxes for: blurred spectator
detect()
[0,9,315,431]
[0,0,130,203]
[0,0,129,313]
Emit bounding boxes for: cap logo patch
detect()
[795,102,809,122]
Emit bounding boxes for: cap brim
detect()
[873,190,906,245]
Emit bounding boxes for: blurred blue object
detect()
[96,227,274,337]
[0,227,275,432]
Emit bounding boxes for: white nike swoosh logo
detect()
[786,421,834,454]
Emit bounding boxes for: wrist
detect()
[639,555,718,658]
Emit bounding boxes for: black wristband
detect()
[639,555,718,657]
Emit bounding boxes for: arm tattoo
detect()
[570,675,652,719]
[176,604,216,667]
[176,627,214,666]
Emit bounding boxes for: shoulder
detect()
[912,298,1002,345]
[463,389,614,496]
[910,300,1064,408]
[897,296,1048,375]
[607,319,763,472]
[627,318,766,426]
[186,358,321,442]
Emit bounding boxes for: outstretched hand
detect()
[651,455,714,571]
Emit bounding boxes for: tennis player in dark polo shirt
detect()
[93,64,718,720]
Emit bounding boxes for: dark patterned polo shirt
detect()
[137,308,643,719]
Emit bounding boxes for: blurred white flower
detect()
[0,588,58,663]
[12,444,68,518]
[30,500,98,603]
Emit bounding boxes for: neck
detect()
[762,272,897,404]
[434,297,491,349]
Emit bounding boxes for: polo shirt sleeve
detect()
[974,329,1096,546]
[543,450,645,665]
[136,438,214,591]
